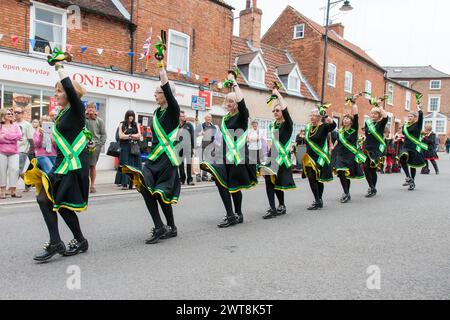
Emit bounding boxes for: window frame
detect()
[287,67,302,93]
[398,81,410,87]
[428,96,441,112]
[248,54,267,86]
[344,71,353,93]
[327,63,336,88]
[293,24,305,39]
[365,80,372,99]
[29,1,67,55]
[405,91,411,111]
[429,80,442,90]
[167,29,191,75]
[387,83,394,106]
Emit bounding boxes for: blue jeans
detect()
[37,156,56,174]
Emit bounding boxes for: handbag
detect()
[107,141,121,157]
[130,141,141,156]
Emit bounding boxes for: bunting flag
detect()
[217,82,223,89]
[29,38,36,49]
[177,67,182,75]
[186,71,191,78]
[211,80,217,85]
[0,34,3,41]
[128,52,134,57]
[139,53,145,60]
[96,48,104,55]
[11,35,19,46]
[80,46,87,53]
[195,74,200,80]
[203,77,209,84]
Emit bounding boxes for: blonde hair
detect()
[425,124,432,131]
[370,107,382,117]
[40,115,51,123]
[342,113,354,126]
[0,109,6,123]
[55,80,86,98]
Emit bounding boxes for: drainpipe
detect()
[129,0,136,74]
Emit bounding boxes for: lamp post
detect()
[320,0,353,104]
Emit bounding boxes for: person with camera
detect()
[33,115,57,174]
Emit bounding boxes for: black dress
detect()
[258,109,296,190]
[115,124,141,186]
[25,77,89,212]
[122,83,181,204]
[200,99,258,192]
[397,111,426,168]
[301,121,337,182]
[422,133,439,160]
[363,117,388,168]
[334,114,365,179]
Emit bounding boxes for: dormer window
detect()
[288,74,301,92]
[276,63,302,94]
[248,54,267,85]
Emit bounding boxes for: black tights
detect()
[142,190,175,229]
[215,180,243,217]
[337,171,351,194]
[425,160,439,173]
[363,158,378,188]
[264,176,285,210]
[399,157,416,180]
[37,189,85,245]
[306,167,324,202]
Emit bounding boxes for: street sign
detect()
[191,95,206,111]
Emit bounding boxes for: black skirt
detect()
[122,154,180,204]
[363,148,385,169]
[258,163,296,191]
[24,149,90,212]
[334,153,365,179]
[301,153,334,183]
[201,162,257,193]
[397,146,426,168]
[422,148,439,160]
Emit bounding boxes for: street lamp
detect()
[320,0,354,104]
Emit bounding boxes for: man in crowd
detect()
[85,102,107,193]
[197,114,217,182]
[15,107,34,193]
[178,111,195,185]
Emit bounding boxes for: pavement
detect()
[0,153,449,300]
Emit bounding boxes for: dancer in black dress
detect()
[334,96,365,203]
[301,107,337,210]
[397,104,427,190]
[258,88,296,219]
[362,103,388,197]
[421,124,439,174]
[25,61,90,261]
[200,72,257,227]
[122,65,181,244]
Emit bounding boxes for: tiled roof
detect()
[209,0,234,10]
[385,66,450,79]
[280,6,383,70]
[232,36,318,101]
[236,52,259,66]
[276,63,296,76]
[41,0,130,23]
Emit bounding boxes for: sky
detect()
[226,0,450,75]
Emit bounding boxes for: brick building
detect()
[261,5,419,135]
[231,0,318,139]
[0,0,236,169]
[386,66,450,148]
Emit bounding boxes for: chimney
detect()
[239,0,263,48]
[328,23,345,37]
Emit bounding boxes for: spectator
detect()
[14,107,34,192]
[445,135,450,154]
[0,109,22,199]
[421,125,439,175]
[33,115,57,174]
[293,129,306,173]
[177,111,195,185]
[247,120,262,165]
[31,119,40,133]
[197,114,217,182]
[115,110,141,190]
[49,109,58,122]
[85,102,107,193]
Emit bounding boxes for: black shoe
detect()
[276,205,287,215]
[340,193,351,203]
[180,180,185,185]
[236,213,244,224]
[202,177,209,182]
[263,208,277,219]
[160,226,178,239]
[318,199,324,208]
[63,239,89,256]
[33,241,66,262]
[402,178,412,186]
[307,202,320,210]
[218,215,238,228]
[187,181,195,186]
[145,226,167,244]
[365,188,376,198]
[408,180,415,191]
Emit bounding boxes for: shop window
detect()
[3,85,41,121]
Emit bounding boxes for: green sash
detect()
[365,119,386,152]
[338,128,367,164]
[148,110,180,166]
[305,124,330,167]
[403,123,428,152]
[53,126,87,175]
[270,122,292,168]
[221,115,247,166]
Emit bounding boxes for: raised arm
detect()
[417,103,423,126]
[55,62,85,117]
[273,88,287,111]
[159,68,180,117]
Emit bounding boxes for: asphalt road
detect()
[1,155,449,300]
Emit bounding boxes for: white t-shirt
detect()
[248,128,262,150]
[18,120,33,153]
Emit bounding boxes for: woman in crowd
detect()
[247,120,262,165]
[301,108,337,210]
[421,124,439,175]
[200,72,257,227]
[33,115,57,174]
[0,109,22,199]
[333,97,365,203]
[397,104,426,190]
[115,110,141,190]
[121,64,180,244]
[258,87,296,219]
[362,103,388,197]
[24,61,90,262]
